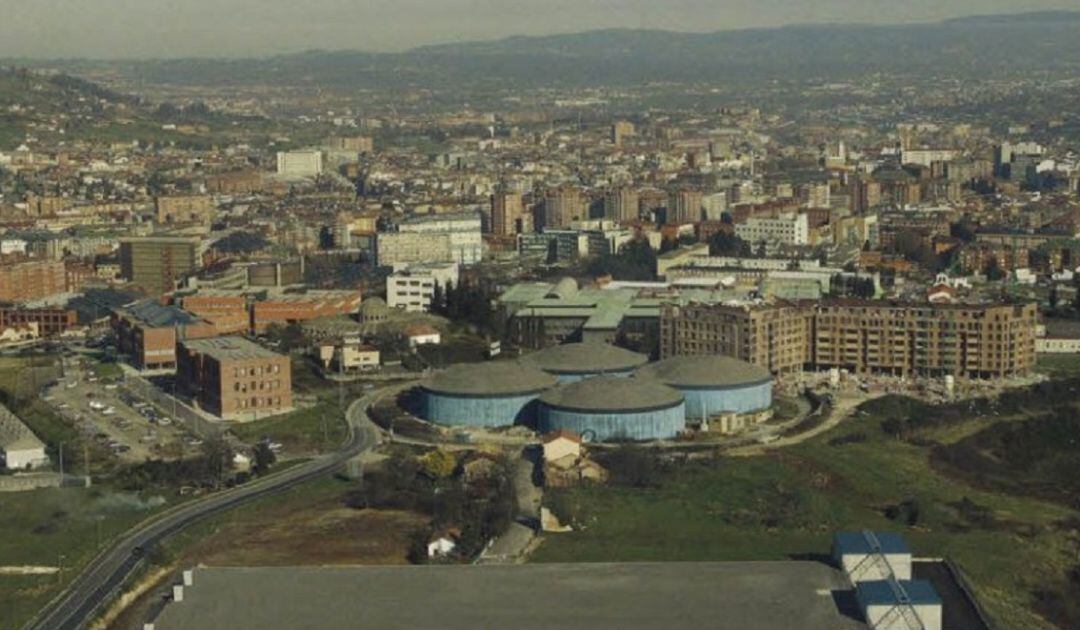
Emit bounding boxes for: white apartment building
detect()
[276,151,324,178]
[386,263,460,312]
[378,212,483,265]
[735,213,810,246]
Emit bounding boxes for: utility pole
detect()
[58,442,64,483]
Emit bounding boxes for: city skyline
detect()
[0,1,1078,59]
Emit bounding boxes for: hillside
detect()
[28,11,1080,89]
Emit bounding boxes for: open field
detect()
[229,399,348,457]
[0,487,175,630]
[534,393,1080,630]
[107,475,424,629]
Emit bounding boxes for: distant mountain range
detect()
[22,11,1080,89]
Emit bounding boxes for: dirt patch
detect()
[188,507,427,567]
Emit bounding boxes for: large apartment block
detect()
[660,302,812,374]
[0,259,67,303]
[119,237,200,296]
[661,300,1037,379]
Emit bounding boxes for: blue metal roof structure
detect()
[857,579,941,607]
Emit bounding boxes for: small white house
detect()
[542,430,582,463]
[0,405,48,471]
[404,324,441,348]
[427,535,457,558]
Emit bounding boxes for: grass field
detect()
[229,400,349,456]
[0,487,175,630]
[1035,354,1080,378]
[534,406,1078,629]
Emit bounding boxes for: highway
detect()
[28,393,381,630]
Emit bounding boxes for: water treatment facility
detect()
[519,341,648,382]
[636,354,774,421]
[536,376,686,442]
[420,361,558,427]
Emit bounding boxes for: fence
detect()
[122,375,225,440]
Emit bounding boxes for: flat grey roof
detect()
[153,562,865,630]
[181,336,283,362]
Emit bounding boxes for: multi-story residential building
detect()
[543,187,586,229]
[659,302,812,374]
[0,259,67,303]
[155,195,214,225]
[377,212,483,265]
[668,188,704,224]
[735,213,810,247]
[386,263,459,312]
[605,186,639,223]
[119,236,200,296]
[660,300,1037,379]
[956,243,1030,275]
[0,307,77,336]
[176,336,293,421]
[491,189,525,236]
[327,135,374,153]
[611,121,635,145]
[276,151,324,177]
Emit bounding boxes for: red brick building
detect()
[176,336,292,420]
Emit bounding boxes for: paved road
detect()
[28,394,381,630]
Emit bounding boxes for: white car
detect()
[89,401,105,411]
[102,407,117,416]
[157,418,172,426]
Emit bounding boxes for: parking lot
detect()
[44,353,201,462]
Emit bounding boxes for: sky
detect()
[1,0,1078,59]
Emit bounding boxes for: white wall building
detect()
[0,404,48,470]
[386,263,460,312]
[276,151,324,178]
[734,213,810,246]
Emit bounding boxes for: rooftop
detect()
[0,404,44,452]
[152,563,864,630]
[181,336,283,362]
[637,355,772,389]
[539,376,684,413]
[118,299,201,328]
[424,361,557,397]
[521,342,648,375]
[857,579,942,607]
[833,531,911,557]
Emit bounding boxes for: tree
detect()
[252,442,277,476]
[199,438,234,489]
[419,449,457,480]
[708,231,752,257]
[985,259,1006,282]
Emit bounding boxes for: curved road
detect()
[29,394,380,630]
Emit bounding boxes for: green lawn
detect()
[229,400,348,456]
[535,411,1076,629]
[0,487,175,630]
[1035,354,1080,378]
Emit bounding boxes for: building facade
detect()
[660,300,1038,379]
[176,336,293,421]
[119,237,200,296]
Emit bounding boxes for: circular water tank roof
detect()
[636,355,772,389]
[520,342,648,376]
[539,376,683,413]
[424,361,558,398]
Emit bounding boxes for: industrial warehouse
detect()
[416,342,774,442]
[145,532,963,630]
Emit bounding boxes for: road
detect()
[28,393,381,630]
